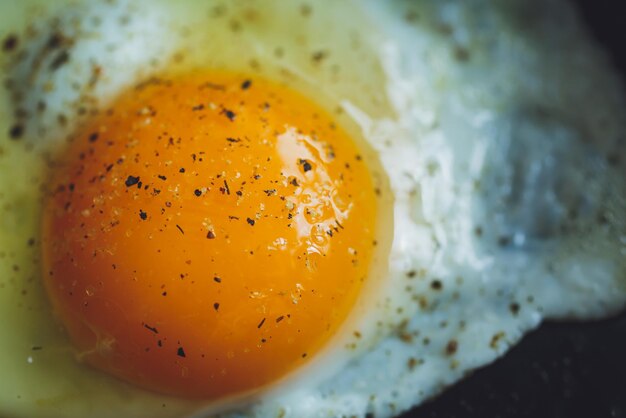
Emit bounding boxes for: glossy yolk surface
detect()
[41,72,378,399]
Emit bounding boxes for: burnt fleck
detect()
[177,347,186,358]
[192,104,205,111]
[312,50,328,63]
[213,302,220,311]
[290,178,299,187]
[213,276,221,283]
[125,175,140,187]
[241,79,252,90]
[158,175,167,181]
[263,189,277,196]
[246,217,255,226]
[445,339,458,356]
[223,180,230,195]
[257,318,266,329]
[226,137,241,143]
[454,46,470,62]
[176,224,185,235]
[139,210,148,220]
[2,34,18,52]
[300,4,312,17]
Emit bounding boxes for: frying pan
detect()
[404,1,626,417]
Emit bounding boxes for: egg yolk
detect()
[41,72,378,399]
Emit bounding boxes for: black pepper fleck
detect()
[49,50,70,71]
[2,34,18,52]
[431,280,443,290]
[177,347,186,358]
[125,175,140,187]
[221,108,236,121]
[139,210,147,220]
[9,124,24,140]
[246,217,255,226]
[144,324,159,334]
[299,159,312,172]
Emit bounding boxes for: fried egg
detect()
[0,1,624,418]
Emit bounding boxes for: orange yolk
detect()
[41,72,378,399]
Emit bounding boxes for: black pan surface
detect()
[403,1,626,417]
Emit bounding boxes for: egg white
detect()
[0,0,624,418]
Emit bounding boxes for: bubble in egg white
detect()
[0,0,624,417]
